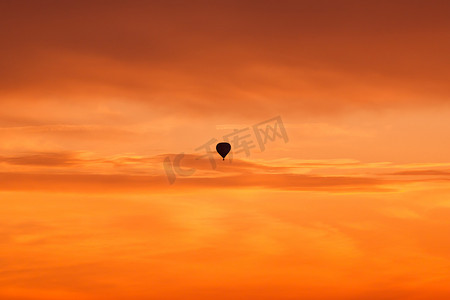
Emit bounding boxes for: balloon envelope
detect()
[216,142,231,160]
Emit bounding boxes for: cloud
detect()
[0,171,400,193]
[389,170,450,176]
[0,152,81,166]
[2,152,450,192]
[0,0,449,118]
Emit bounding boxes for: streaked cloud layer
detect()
[1,0,450,116]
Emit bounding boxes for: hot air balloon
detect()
[216,142,231,160]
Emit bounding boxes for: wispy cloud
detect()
[2,152,450,193]
[0,152,81,167]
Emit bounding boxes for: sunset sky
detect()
[1,1,450,299]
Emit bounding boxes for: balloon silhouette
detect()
[216,142,231,160]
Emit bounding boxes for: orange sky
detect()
[1,1,450,299]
